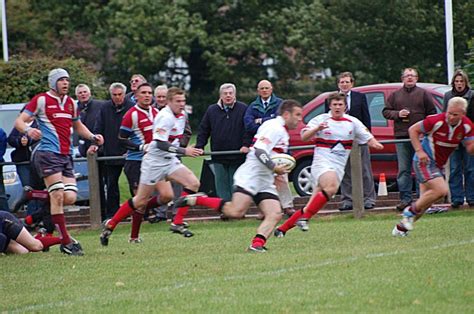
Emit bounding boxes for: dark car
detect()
[289,82,450,196]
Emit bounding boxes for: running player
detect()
[100,87,203,245]
[175,99,303,252]
[392,96,474,236]
[274,92,383,237]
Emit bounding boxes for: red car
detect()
[289,82,450,196]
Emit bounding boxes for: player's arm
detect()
[118,129,147,152]
[14,112,41,140]
[408,121,428,163]
[465,140,474,155]
[154,140,202,157]
[301,120,328,142]
[73,120,104,146]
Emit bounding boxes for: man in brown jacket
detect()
[382,68,437,211]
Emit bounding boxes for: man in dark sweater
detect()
[90,82,133,219]
[196,83,251,201]
[382,68,436,210]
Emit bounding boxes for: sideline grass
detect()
[1,211,473,313]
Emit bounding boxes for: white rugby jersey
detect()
[152,105,187,158]
[303,113,373,170]
[249,116,289,159]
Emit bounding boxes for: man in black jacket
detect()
[196,83,251,201]
[324,72,375,211]
[90,82,133,219]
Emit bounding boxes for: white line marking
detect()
[7,238,474,313]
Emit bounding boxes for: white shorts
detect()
[311,158,344,188]
[233,155,277,196]
[139,153,185,186]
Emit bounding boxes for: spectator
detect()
[324,72,376,211]
[14,68,104,256]
[7,112,41,213]
[124,74,147,105]
[75,84,104,157]
[196,83,251,201]
[274,93,383,237]
[90,82,133,219]
[442,69,474,208]
[392,97,474,236]
[382,68,436,211]
[0,128,8,211]
[154,85,168,109]
[244,80,295,217]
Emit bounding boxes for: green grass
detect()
[1,211,473,313]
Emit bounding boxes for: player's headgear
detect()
[48,68,70,91]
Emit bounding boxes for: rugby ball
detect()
[271,153,296,170]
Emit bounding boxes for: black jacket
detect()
[94,100,133,165]
[7,120,40,163]
[196,100,252,163]
[78,98,105,157]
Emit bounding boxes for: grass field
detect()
[1,210,473,313]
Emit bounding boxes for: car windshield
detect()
[0,108,22,138]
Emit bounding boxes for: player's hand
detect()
[273,164,290,175]
[416,150,429,165]
[185,145,203,157]
[372,142,384,150]
[27,128,42,140]
[87,145,99,154]
[21,136,28,146]
[239,146,249,153]
[93,134,104,145]
[317,122,329,131]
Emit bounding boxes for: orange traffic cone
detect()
[377,173,388,196]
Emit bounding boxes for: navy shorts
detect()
[124,160,141,193]
[32,151,75,179]
[0,211,23,253]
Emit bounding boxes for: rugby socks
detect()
[51,214,71,245]
[251,234,266,248]
[108,199,135,230]
[173,190,192,225]
[278,209,304,232]
[28,189,50,202]
[145,196,166,210]
[301,191,329,219]
[130,211,144,239]
[35,233,61,248]
[195,196,226,211]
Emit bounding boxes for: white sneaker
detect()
[128,237,143,244]
[392,225,408,237]
[400,208,415,231]
[174,192,206,207]
[296,219,309,232]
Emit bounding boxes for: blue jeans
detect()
[396,142,417,203]
[213,162,240,201]
[449,145,474,204]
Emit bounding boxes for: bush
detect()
[0,55,107,103]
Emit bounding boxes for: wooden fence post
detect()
[87,153,101,228]
[350,143,365,219]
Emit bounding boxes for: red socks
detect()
[146,196,165,210]
[35,233,61,249]
[278,209,304,232]
[51,214,71,245]
[130,211,144,239]
[108,199,135,229]
[251,234,266,248]
[28,190,50,202]
[173,191,191,225]
[195,196,224,211]
[301,191,329,219]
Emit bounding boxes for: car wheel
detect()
[292,159,313,196]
